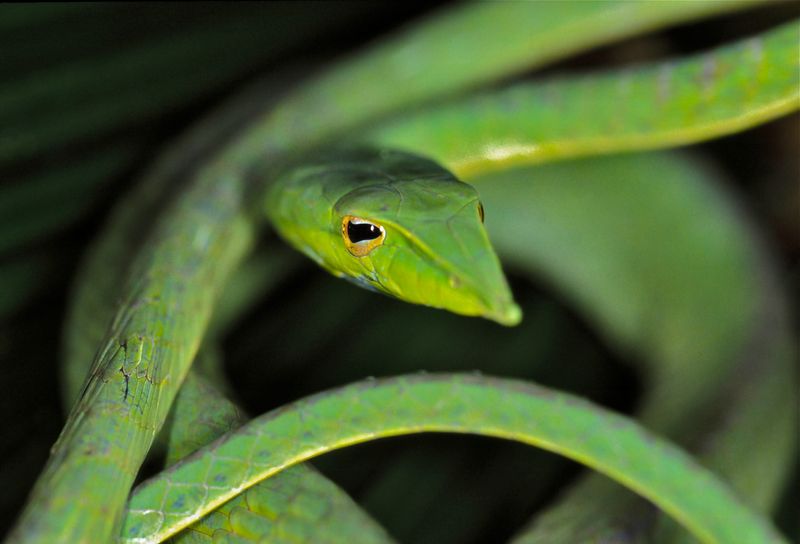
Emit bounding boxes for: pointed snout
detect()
[454,269,522,327]
[441,202,523,327]
[485,297,523,327]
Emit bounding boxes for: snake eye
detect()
[342,216,385,256]
[477,202,485,223]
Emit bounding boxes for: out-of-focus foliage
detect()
[0,3,797,543]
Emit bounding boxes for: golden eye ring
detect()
[341,215,386,257]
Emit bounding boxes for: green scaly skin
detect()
[264,148,520,326]
[368,19,800,177]
[143,18,800,541]
[57,75,391,544]
[474,154,796,543]
[164,372,394,544]
[124,375,787,544]
[7,2,798,543]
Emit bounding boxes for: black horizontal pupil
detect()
[347,221,381,243]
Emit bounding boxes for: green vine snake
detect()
[6,2,798,543]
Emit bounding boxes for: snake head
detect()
[266,149,521,326]
[331,170,521,327]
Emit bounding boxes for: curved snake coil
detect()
[7,2,798,543]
